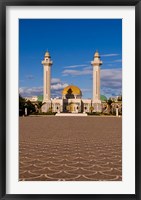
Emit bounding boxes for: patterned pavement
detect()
[19,116,122,181]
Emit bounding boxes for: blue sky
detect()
[19,19,122,99]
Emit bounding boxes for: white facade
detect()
[25,96,38,102]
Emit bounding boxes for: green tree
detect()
[19,95,36,115]
[26,100,36,114]
[19,94,25,116]
[107,99,113,106]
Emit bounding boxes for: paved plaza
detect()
[19,116,122,181]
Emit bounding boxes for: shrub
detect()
[87,112,101,116]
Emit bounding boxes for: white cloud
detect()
[81,88,91,93]
[113,59,122,63]
[19,79,69,97]
[101,68,122,82]
[101,87,122,98]
[83,66,91,70]
[51,82,69,98]
[19,69,122,98]
[101,68,122,97]
[62,67,122,97]
[51,83,68,90]
[51,78,68,91]
[19,87,43,97]
[101,54,119,57]
[62,68,92,76]
[103,60,122,65]
[51,78,61,84]
[64,64,87,69]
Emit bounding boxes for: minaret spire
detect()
[42,51,53,102]
[91,51,102,112]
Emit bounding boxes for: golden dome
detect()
[62,85,82,96]
[45,51,50,58]
[94,51,100,58]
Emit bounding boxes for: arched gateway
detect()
[41,51,103,113]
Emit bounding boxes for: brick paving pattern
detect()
[19,116,122,181]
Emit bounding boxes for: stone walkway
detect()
[19,116,122,181]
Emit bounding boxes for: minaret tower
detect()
[91,51,102,111]
[42,51,53,102]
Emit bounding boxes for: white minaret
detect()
[91,51,102,111]
[42,51,53,102]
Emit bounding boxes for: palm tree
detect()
[26,100,36,114]
[106,99,113,113]
[89,106,94,113]
[36,101,46,113]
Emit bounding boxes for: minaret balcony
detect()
[42,60,53,65]
[93,61,102,66]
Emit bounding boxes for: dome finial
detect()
[94,50,100,58]
[62,85,82,96]
[45,50,50,58]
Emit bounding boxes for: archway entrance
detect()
[67,103,78,113]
